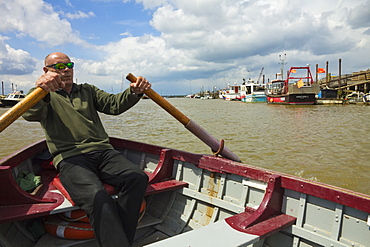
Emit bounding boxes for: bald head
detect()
[44,52,71,66]
[43,52,74,92]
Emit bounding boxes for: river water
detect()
[1,98,369,195]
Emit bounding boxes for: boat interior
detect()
[0,137,369,247]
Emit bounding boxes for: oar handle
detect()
[0,87,48,132]
[126,73,241,162]
[126,73,190,126]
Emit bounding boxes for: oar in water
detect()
[126,73,241,162]
[0,87,48,133]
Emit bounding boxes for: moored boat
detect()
[240,80,266,103]
[1,137,369,246]
[0,91,26,107]
[219,85,242,101]
[266,67,320,105]
[364,93,370,104]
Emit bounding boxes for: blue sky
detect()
[0,0,369,95]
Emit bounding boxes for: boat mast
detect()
[279,54,287,80]
[256,67,264,84]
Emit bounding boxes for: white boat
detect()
[363,93,370,103]
[345,91,367,104]
[200,93,213,99]
[0,91,25,107]
[240,80,266,103]
[219,85,242,101]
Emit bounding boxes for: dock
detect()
[317,69,370,104]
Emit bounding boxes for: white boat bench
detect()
[146,213,296,247]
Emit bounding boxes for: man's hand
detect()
[36,71,65,92]
[130,76,151,94]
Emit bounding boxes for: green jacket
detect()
[23,83,142,167]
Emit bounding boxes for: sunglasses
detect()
[46,62,74,70]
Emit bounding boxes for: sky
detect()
[0,0,369,95]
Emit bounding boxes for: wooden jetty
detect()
[320,70,370,92]
[316,64,370,104]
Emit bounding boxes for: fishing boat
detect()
[1,137,369,247]
[0,91,25,107]
[240,80,266,103]
[200,92,213,100]
[266,67,320,105]
[219,85,242,101]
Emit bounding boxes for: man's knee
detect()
[77,187,110,212]
[138,169,149,182]
[130,169,149,188]
[118,169,148,193]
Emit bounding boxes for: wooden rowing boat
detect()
[1,137,369,247]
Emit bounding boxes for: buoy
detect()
[44,216,95,240]
[46,198,147,239]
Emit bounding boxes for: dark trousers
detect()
[57,149,148,247]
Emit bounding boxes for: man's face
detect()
[44,54,74,86]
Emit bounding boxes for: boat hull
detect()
[1,91,25,107]
[267,93,316,105]
[0,99,21,107]
[241,95,267,103]
[0,138,369,246]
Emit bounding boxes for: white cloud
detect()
[120,32,132,37]
[64,11,96,20]
[135,0,168,10]
[0,36,37,75]
[64,0,73,7]
[72,0,369,94]
[0,0,87,46]
[347,0,370,32]
[83,35,189,77]
[150,0,362,60]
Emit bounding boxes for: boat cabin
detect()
[5,91,25,100]
[266,80,286,95]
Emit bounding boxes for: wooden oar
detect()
[0,87,48,133]
[126,73,241,162]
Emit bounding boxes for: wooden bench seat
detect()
[146,214,296,247]
[52,177,188,206]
